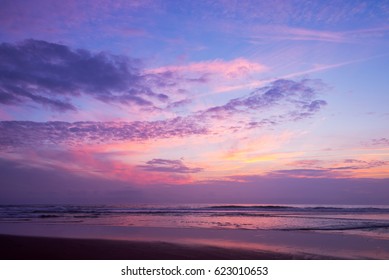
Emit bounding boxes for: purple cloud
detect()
[268,159,389,178]
[167,98,192,109]
[200,78,327,124]
[0,118,208,148]
[370,138,389,147]
[269,169,338,178]
[332,159,389,170]
[207,79,323,112]
[246,119,278,129]
[0,78,329,149]
[0,39,328,130]
[290,160,323,167]
[137,158,203,174]
[0,39,169,111]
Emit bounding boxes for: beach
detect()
[1,204,388,260]
[1,223,388,260]
[0,234,331,260]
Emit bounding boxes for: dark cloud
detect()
[246,119,278,129]
[200,78,327,122]
[0,39,168,111]
[332,159,389,170]
[290,160,323,167]
[137,158,203,173]
[269,159,389,178]
[302,100,327,112]
[269,168,338,178]
[370,138,389,147]
[167,98,192,109]
[0,118,208,148]
[291,159,389,170]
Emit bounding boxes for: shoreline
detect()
[0,234,334,260]
[0,222,388,259]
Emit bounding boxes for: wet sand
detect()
[1,223,388,259]
[0,234,327,260]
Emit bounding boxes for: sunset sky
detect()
[0,0,388,204]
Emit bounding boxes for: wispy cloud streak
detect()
[250,25,346,43]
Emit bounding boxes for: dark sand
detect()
[0,234,329,260]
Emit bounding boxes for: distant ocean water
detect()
[1,204,389,240]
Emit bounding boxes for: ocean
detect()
[1,204,389,239]
[1,204,389,259]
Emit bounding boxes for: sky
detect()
[0,0,388,204]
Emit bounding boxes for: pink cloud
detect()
[0,145,197,186]
[146,58,267,80]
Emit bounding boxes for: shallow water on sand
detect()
[1,204,389,239]
[1,204,389,259]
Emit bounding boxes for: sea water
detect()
[1,204,389,239]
